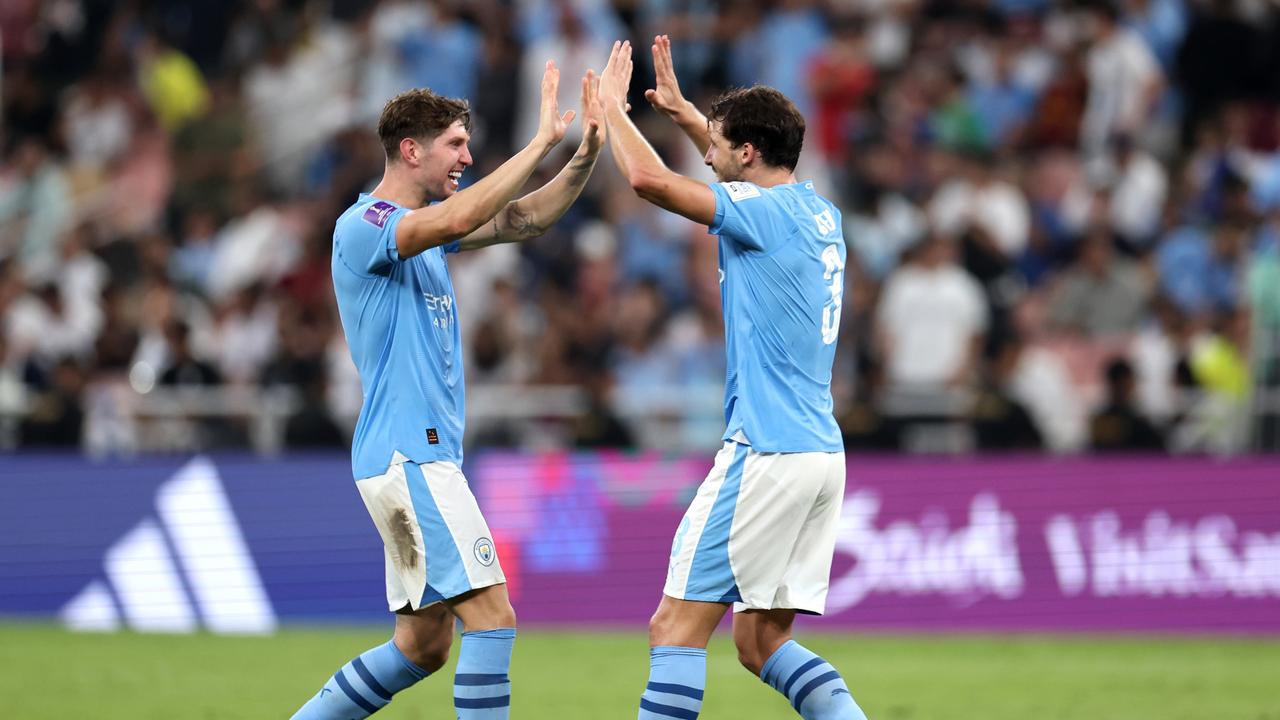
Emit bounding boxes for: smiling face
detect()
[704,121,747,183]
[413,120,473,200]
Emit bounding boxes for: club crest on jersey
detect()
[363,201,396,228]
[474,537,495,566]
[722,181,761,202]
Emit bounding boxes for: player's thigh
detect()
[775,452,845,607]
[727,451,828,602]
[664,441,746,603]
[446,582,516,632]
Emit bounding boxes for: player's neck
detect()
[740,165,796,189]
[370,167,435,209]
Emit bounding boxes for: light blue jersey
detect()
[708,180,845,452]
[332,194,464,479]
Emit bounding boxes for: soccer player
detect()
[290,62,605,720]
[597,39,869,720]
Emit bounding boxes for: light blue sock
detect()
[637,646,707,720]
[760,640,868,720]
[291,639,429,719]
[454,628,516,719]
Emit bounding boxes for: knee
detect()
[467,602,517,632]
[647,606,675,646]
[399,634,452,675]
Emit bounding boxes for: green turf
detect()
[1,623,1277,719]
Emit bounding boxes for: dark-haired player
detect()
[291,62,605,720]
[598,38,867,720]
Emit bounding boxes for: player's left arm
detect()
[598,40,716,227]
[458,71,606,252]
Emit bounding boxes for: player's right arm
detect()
[393,60,576,260]
[644,34,710,156]
[599,40,717,226]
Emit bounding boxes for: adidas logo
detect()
[60,457,277,634]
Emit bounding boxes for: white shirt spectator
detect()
[1082,28,1161,151]
[877,261,989,385]
[929,178,1030,258]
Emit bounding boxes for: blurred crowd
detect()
[1,0,1278,455]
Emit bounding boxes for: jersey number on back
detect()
[821,244,844,345]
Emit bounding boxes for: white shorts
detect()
[355,455,505,612]
[664,441,845,615]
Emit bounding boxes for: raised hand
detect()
[644,35,689,119]
[598,40,634,113]
[581,69,606,152]
[536,60,576,147]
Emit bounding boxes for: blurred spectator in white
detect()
[244,8,356,190]
[929,152,1031,263]
[1047,228,1152,337]
[876,234,989,388]
[355,0,432,123]
[0,138,74,281]
[1079,0,1163,153]
[206,190,302,301]
[845,146,928,281]
[1065,133,1168,247]
[60,70,136,178]
[516,3,611,146]
[1130,298,1194,424]
[212,284,279,385]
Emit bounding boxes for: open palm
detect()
[537,59,576,146]
[644,35,687,118]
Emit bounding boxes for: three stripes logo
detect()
[59,457,277,634]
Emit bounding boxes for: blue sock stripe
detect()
[651,646,709,658]
[781,657,827,698]
[646,681,704,701]
[333,670,383,715]
[639,697,701,720]
[350,658,393,702]
[455,673,509,686]
[455,695,511,709]
[462,628,517,640]
[790,670,844,712]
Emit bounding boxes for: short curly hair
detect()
[707,86,805,171]
[377,88,472,160]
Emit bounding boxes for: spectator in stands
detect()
[158,320,221,387]
[1079,0,1163,153]
[972,336,1045,451]
[1089,357,1165,452]
[0,137,74,281]
[1157,218,1248,319]
[19,357,84,447]
[876,233,989,389]
[1047,227,1151,337]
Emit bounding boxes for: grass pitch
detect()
[1,623,1277,719]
